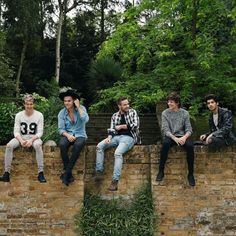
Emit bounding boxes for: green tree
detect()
[0,31,15,97]
[92,0,236,113]
[3,0,42,97]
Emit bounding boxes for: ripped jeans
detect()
[96,135,135,181]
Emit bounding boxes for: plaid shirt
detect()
[108,108,141,144]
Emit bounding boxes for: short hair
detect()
[167,92,181,108]
[117,97,128,105]
[204,94,219,103]
[23,94,35,103]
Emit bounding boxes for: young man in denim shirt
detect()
[58,88,89,186]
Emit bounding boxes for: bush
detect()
[0,102,21,144]
[75,184,156,236]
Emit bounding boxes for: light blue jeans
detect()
[96,135,135,181]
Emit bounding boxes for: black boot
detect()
[188,173,195,186]
[38,172,47,183]
[156,169,164,181]
[0,172,10,182]
[61,172,70,186]
[60,172,74,183]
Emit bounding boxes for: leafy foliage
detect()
[92,0,236,113]
[75,184,156,236]
[0,31,15,96]
[0,102,21,144]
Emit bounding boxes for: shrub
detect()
[0,102,21,144]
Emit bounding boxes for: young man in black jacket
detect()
[200,94,236,147]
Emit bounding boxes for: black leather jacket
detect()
[206,107,236,145]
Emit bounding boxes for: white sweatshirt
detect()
[14,110,44,140]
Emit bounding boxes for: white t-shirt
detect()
[14,110,44,140]
[213,113,218,129]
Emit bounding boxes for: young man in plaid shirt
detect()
[94,97,140,191]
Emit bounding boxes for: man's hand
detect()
[104,136,112,144]
[66,134,76,142]
[206,134,212,144]
[173,136,187,146]
[20,140,27,147]
[200,134,206,141]
[74,99,80,108]
[115,125,127,130]
[25,139,33,148]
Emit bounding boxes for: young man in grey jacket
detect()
[156,92,195,186]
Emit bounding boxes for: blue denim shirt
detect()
[58,105,89,138]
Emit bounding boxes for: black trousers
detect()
[59,136,86,174]
[208,137,225,148]
[159,137,194,174]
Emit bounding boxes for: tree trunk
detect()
[0,0,2,26]
[55,8,64,84]
[16,40,28,97]
[55,0,78,84]
[100,0,105,42]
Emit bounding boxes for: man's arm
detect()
[74,100,89,123]
[25,113,44,147]
[58,110,76,142]
[209,110,233,139]
[13,113,27,146]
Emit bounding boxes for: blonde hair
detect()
[23,94,35,103]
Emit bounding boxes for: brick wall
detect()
[0,144,236,236]
[0,146,85,236]
[152,145,236,236]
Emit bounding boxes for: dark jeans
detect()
[159,137,194,174]
[208,137,225,148]
[59,136,86,174]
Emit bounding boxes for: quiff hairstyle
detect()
[117,97,128,105]
[23,94,35,103]
[204,94,219,103]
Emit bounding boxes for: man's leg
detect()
[183,140,195,186]
[59,136,71,171]
[112,135,134,181]
[95,137,118,173]
[66,137,86,174]
[32,139,46,183]
[156,137,175,181]
[208,137,225,149]
[32,139,44,173]
[0,138,20,182]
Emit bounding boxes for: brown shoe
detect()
[93,171,104,182]
[108,180,118,191]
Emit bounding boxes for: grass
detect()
[75,183,156,236]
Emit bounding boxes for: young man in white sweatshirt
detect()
[0,94,46,183]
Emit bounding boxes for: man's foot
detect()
[93,171,104,182]
[60,173,74,183]
[61,173,70,186]
[188,173,195,186]
[0,172,10,182]
[156,170,164,181]
[108,180,118,191]
[38,172,47,183]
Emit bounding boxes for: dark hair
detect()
[117,97,128,105]
[204,94,219,103]
[167,92,181,108]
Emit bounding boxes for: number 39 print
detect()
[20,122,37,135]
